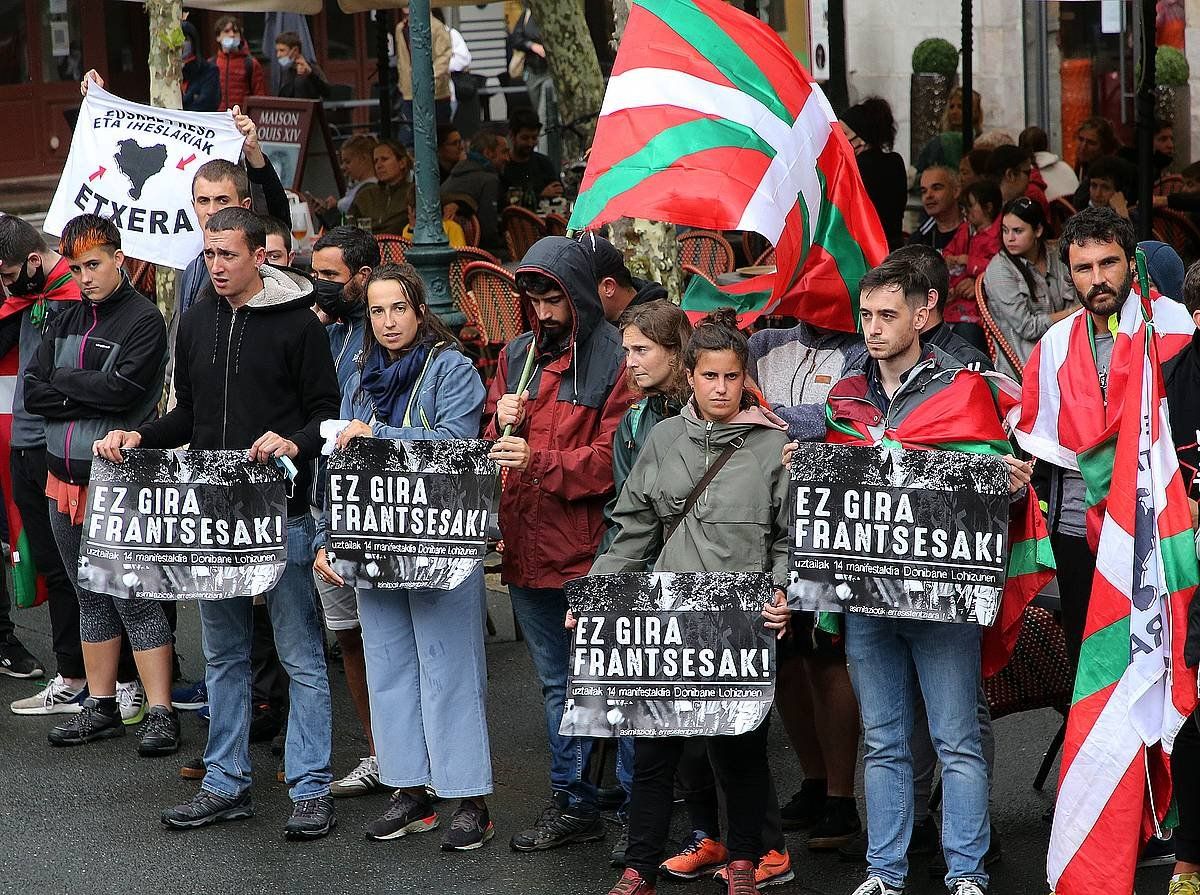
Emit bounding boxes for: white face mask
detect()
[277,56,293,68]
[220,36,239,51]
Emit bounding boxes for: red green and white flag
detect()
[567,0,888,330]
[1016,295,1199,895]
[1013,293,1193,549]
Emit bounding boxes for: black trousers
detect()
[624,719,772,880]
[1050,531,1097,672]
[11,447,179,680]
[676,738,786,852]
[1173,711,1200,864]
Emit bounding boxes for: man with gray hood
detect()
[96,207,342,840]
[487,236,637,851]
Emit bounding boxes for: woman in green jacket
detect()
[586,308,791,895]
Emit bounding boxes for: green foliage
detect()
[1157,46,1190,87]
[912,38,958,77]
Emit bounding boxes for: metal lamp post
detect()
[404,0,461,324]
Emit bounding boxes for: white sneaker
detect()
[851,878,905,895]
[10,674,88,715]
[330,755,381,797]
[949,881,986,895]
[116,680,147,726]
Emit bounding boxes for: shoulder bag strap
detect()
[662,437,742,543]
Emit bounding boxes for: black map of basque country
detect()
[113,139,168,200]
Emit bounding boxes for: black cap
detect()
[576,232,629,283]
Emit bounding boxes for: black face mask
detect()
[8,259,46,297]
[313,277,358,320]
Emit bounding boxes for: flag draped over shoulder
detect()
[1018,295,1200,895]
[0,271,79,610]
[825,365,1055,675]
[1013,293,1193,549]
[567,0,888,330]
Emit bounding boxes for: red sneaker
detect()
[714,850,795,889]
[606,868,655,895]
[724,860,759,895]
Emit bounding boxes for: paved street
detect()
[0,599,1176,895]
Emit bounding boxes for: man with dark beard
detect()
[1014,207,1193,668]
[484,236,636,852]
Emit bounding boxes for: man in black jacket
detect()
[24,214,177,755]
[96,207,341,840]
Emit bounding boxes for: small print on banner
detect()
[81,450,288,601]
[788,442,1010,625]
[43,83,244,270]
[324,437,497,591]
[561,571,775,738]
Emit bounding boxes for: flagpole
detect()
[1135,0,1156,242]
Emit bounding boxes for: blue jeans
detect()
[508,584,597,809]
[357,567,493,797]
[845,614,989,889]
[199,516,332,802]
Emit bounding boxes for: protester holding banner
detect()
[308,225,383,798]
[23,214,175,755]
[485,236,637,851]
[95,207,341,838]
[593,299,690,866]
[319,262,494,849]
[817,256,1034,895]
[588,307,791,895]
[748,311,866,857]
[0,216,80,702]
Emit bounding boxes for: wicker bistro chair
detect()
[741,231,770,267]
[543,213,569,238]
[459,214,480,247]
[122,257,156,295]
[374,235,410,265]
[975,276,1024,377]
[1151,207,1200,267]
[678,230,736,281]
[1046,196,1076,240]
[753,246,777,267]
[502,206,547,262]
[448,246,503,317]
[460,260,523,385]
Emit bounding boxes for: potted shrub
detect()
[1154,46,1190,164]
[910,38,959,163]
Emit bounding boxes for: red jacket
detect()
[484,237,637,590]
[211,42,266,112]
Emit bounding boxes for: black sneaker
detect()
[840,817,938,864]
[285,795,337,840]
[928,824,1001,878]
[441,800,495,851]
[48,697,124,746]
[781,780,828,831]
[597,785,626,812]
[249,703,281,743]
[137,705,181,757]
[366,790,440,841]
[610,824,629,867]
[0,635,43,679]
[509,801,605,852]
[808,796,862,850]
[162,788,254,829]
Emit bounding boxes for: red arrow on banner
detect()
[89,166,106,181]
[176,153,197,170]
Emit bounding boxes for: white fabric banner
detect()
[44,84,244,270]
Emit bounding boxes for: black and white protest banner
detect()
[81,450,288,600]
[788,443,1009,624]
[44,83,243,269]
[560,571,775,738]
[325,438,497,591]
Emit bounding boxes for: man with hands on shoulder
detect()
[95,207,341,842]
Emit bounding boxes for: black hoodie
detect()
[137,266,340,516]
